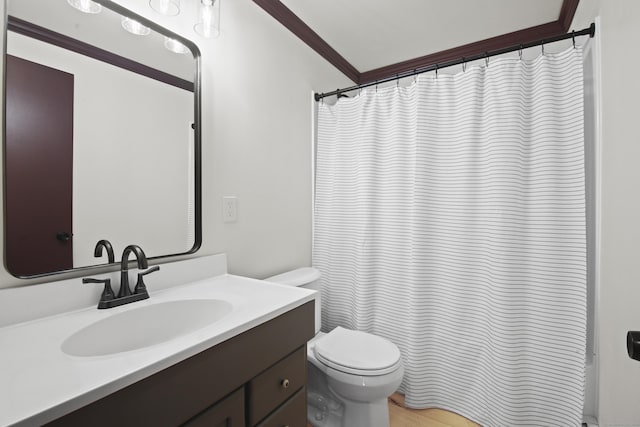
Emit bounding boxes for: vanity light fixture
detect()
[65,0,199,54]
[194,0,220,39]
[148,0,221,41]
[164,37,190,54]
[149,0,181,16]
[121,17,151,36]
[67,0,102,14]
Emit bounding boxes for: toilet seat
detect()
[314,327,401,376]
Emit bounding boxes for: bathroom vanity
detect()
[47,301,313,427]
[0,256,316,427]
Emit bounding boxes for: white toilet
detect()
[266,267,404,427]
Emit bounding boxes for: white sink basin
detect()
[61,299,233,357]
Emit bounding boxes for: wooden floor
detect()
[388,393,481,427]
[307,393,481,427]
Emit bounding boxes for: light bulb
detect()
[164,37,189,54]
[121,17,151,36]
[149,0,180,16]
[67,0,102,14]
[194,0,220,38]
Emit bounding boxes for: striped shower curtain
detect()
[314,47,586,426]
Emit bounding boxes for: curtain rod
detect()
[314,23,595,102]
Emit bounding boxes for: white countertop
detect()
[0,273,315,426]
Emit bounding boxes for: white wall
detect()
[572,1,640,426]
[0,0,351,287]
[126,0,353,278]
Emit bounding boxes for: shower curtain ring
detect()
[435,64,439,79]
[462,58,466,72]
[414,69,418,84]
[519,44,523,61]
[396,74,400,88]
[485,52,489,67]
[541,40,545,56]
[572,30,576,48]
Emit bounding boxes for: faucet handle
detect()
[83,277,115,309]
[134,265,160,295]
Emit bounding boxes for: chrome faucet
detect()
[83,242,159,309]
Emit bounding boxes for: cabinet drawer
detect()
[182,387,244,427]
[256,387,306,427]
[248,346,306,425]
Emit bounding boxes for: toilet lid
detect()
[314,327,401,376]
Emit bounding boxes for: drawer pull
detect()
[281,379,290,389]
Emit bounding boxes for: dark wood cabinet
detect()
[46,302,314,427]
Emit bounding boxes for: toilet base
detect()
[339,395,391,427]
[307,362,344,427]
[306,362,394,427]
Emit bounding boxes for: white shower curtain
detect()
[314,47,586,427]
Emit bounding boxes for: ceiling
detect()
[254,0,578,84]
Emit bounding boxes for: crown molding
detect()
[253,0,580,85]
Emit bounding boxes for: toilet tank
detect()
[265,267,322,334]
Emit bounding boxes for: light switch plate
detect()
[223,196,237,222]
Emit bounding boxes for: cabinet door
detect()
[256,387,306,427]
[183,388,245,427]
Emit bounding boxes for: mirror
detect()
[4,0,201,277]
